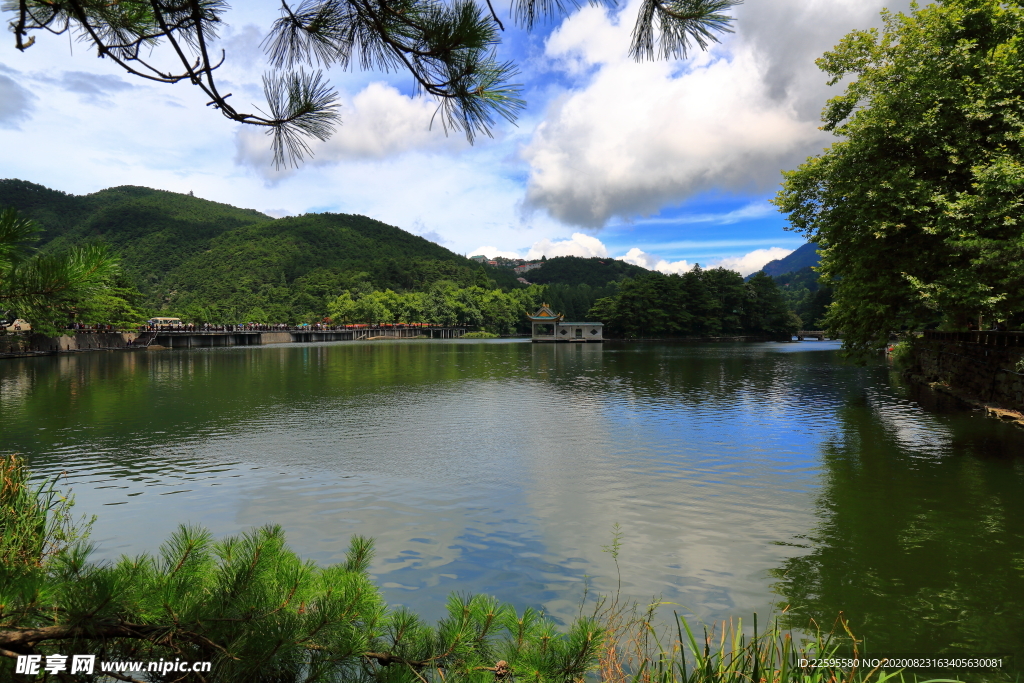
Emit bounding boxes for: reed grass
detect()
[0,454,90,573]
[587,525,972,683]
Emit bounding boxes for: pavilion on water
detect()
[527,304,604,343]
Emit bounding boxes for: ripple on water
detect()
[2,340,1022,636]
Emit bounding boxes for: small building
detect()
[527,304,603,342]
[513,262,543,275]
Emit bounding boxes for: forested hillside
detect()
[587,268,797,339]
[526,256,647,287]
[759,243,819,277]
[521,256,648,322]
[773,267,833,329]
[1,179,799,336]
[0,180,515,323]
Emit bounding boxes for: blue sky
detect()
[0,0,910,275]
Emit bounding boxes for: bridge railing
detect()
[923,330,1024,347]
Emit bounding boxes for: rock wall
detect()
[0,332,139,357]
[260,332,292,344]
[910,338,1024,413]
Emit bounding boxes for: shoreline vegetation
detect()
[0,456,977,683]
[0,182,798,346]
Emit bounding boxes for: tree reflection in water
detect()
[772,380,1024,663]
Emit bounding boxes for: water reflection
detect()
[772,373,1024,661]
[2,339,1022,656]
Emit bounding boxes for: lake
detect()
[2,339,1022,661]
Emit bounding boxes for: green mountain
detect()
[525,256,648,287]
[772,266,832,329]
[0,179,516,321]
[760,242,819,277]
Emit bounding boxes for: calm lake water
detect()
[2,339,1023,662]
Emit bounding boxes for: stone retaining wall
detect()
[0,332,139,357]
[260,332,292,344]
[910,339,1024,413]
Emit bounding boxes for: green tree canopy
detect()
[773,0,1024,356]
[0,207,118,334]
[6,0,738,167]
[585,266,796,339]
[0,455,602,683]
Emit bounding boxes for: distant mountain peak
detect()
[759,243,819,278]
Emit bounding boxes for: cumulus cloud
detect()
[469,246,523,259]
[621,248,692,274]
[0,72,35,128]
[235,81,467,174]
[522,0,910,227]
[710,247,792,276]
[619,246,790,276]
[471,232,792,276]
[526,233,608,259]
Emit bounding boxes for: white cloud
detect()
[469,234,793,277]
[710,247,792,276]
[469,246,523,259]
[0,72,35,128]
[526,232,609,259]
[620,248,692,274]
[57,71,133,102]
[620,246,792,276]
[234,82,468,173]
[522,0,910,227]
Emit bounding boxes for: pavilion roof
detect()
[526,303,563,322]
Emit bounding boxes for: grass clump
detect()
[589,525,969,683]
[462,331,500,338]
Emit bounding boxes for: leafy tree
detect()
[327,290,359,323]
[354,289,398,323]
[0,207,117,335]
[586,266,795,339]
[73,274,150,329]
[772,267,833,330]
[526,257,648,289]
[773,0,1024,356]
[742,271,800,336]
[6,0,738,167]
[0,455,602,683]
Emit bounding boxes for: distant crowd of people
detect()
[143,322,445,332]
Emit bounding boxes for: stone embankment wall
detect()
[0,332,138,357]
[909,334,1024,413]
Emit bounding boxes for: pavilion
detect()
[527,304,604,342]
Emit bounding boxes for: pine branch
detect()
[629,0,739,61]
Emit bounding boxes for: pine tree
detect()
[0,455,602,682]
[0,208,118,335]
[7,0,739,168]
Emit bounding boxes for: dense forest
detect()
[518,256,645,322]
[772,267,833,330]
[0,180,521,325]
[589,268,797,339]
[1,180,804,337]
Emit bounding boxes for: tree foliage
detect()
[0,455,602,682]
[773,0,1024,356]
[586,267,796,339]
[771,267,832,330]
[0,207,118,334]
[0,180,522,324]
[5,0,738,167]
[325,282,543,333]
[524,257,648,289]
